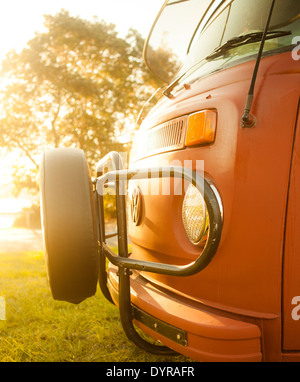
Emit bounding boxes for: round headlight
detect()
[182,184,208,245]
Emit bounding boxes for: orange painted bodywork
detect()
[108,51,300,361]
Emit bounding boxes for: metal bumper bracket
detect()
[133,305,187,347]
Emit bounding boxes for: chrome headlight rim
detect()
[182,183,209,246]
[182,179,223,247]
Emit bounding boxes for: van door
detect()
[283,101,300,351]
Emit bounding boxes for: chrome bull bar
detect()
[93,151,223,355]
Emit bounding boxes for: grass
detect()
[0,250,191,362]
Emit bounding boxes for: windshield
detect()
[144,0,300,84]
[144,0,215,82]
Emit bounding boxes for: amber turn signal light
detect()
[185,110,217,147]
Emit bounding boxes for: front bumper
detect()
[94,151,261,361]
[107,265,262,362]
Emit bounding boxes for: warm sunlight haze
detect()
[0,0,164,224]
[0,0,163,63]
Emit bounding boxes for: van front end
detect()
[40,0,300,363]
[97,48,299,362]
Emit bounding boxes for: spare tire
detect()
[40,148,98,304]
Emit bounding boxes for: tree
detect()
[0,11,162,195]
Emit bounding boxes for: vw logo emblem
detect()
[131,186,142,226]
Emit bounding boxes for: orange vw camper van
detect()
[40,0,300,362]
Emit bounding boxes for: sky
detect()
[0,0,164,62]
[0,0,165,216]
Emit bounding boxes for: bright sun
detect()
[0,149,32,228]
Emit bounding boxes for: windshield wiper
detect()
[136,86,165,126]
[206,30,292,60]
[162,73,186,98]
[163,28,291,99]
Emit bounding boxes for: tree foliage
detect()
[0,11,162,194]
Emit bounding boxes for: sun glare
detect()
[0,214,14,229]
[0,197,31,229]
